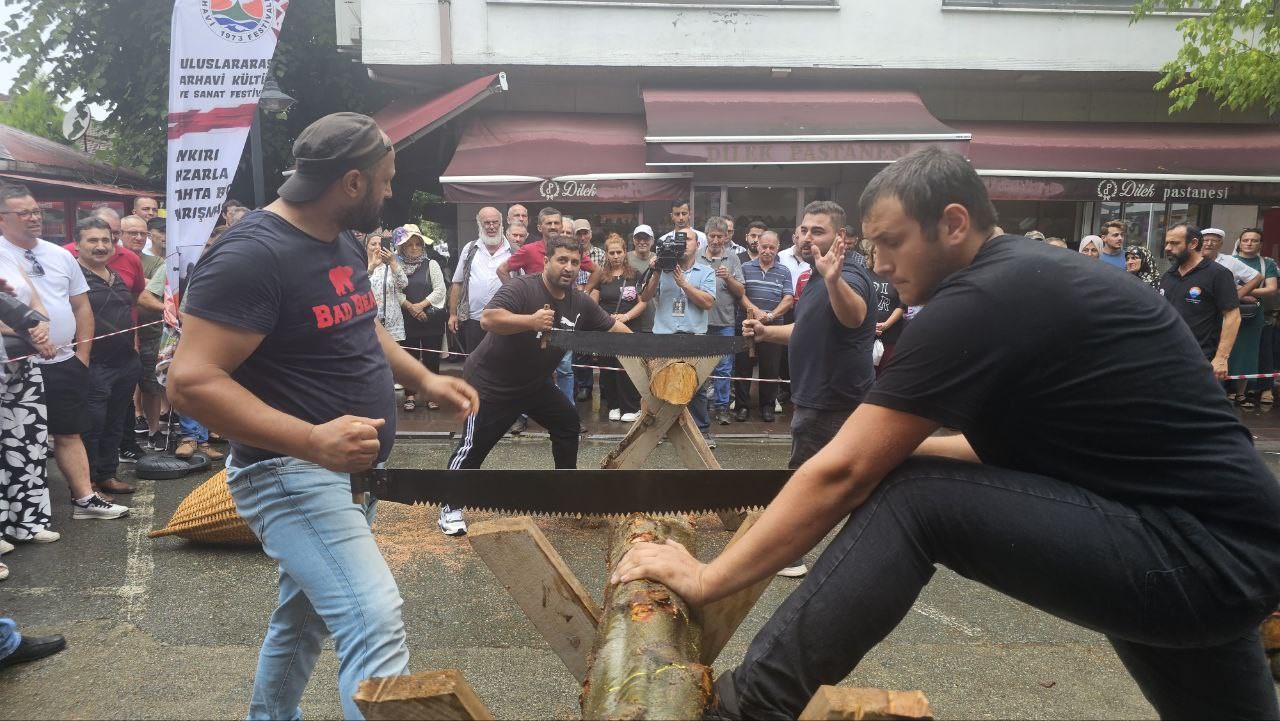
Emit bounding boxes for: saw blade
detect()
[352,468,790,516]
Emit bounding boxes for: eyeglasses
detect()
[0,208,42,220]
[122,230,149,237]
[24,249,44,277]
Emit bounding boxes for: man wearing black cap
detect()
[169,112,479,721]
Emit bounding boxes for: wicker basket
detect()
[148,469,260,546]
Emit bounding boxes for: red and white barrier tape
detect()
[3,320,164,365]
[1226,372,1280,380]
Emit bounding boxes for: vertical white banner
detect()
[165,0,290,312]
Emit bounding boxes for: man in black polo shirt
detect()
[1160,223,1240,379]
[442,236,630,535]
[615,147,1280,719]
[741,201,876,578]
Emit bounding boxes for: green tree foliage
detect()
[1132,0,1280,114]
[0,74,69,143]
[0,0,394,196]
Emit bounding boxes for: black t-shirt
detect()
[788,252,877,411]
[867,235,1280,602]
[464,274,615,402]
[869,271,908,345]
[595,273,643,325]
[82,266,136,365]
[1159,257,1239,360]
[184,211,396,465]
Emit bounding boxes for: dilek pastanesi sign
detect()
[981,174,1280,205]
[164,0,290,309]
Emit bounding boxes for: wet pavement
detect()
[4,383,1280,719]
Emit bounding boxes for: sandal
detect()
[0,560,8,581]
[1242,395,1258,410]
[403,397,416,412]
[1262,391,1274,405]
[427,401,441,411]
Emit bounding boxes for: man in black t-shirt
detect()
[1159,223,1240,376]
[170,113,479,721]
[442,236,628,532]
[615,147,1280,720]
[742,200,876,579]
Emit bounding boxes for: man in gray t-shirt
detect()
[700,217,745,425]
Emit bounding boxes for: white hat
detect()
[1202,227,1225,238]
[631,224,654,238]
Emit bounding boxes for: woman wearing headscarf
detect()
[364,232,407,342]
[1124,245,1160,291]
[1231,228,1279,406]
[1078,235,1102,258]
[395,225,447,411]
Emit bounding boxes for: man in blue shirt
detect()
[1098,220,1127,269]
[735,231,793,423]
[641,228,717,444]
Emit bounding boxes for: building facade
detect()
[341,0,1280,256]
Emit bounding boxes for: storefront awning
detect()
[963,121,1280,203]
[643,89,970,166]
[373,73,508,151]
[0,171,156,197]
[440,113,692,203]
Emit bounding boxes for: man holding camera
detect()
[640,227,718,445]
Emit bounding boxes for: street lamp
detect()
[249,75,296,208]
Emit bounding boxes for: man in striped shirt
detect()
[734,231,793,422]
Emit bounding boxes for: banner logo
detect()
[1096,179,1118,202]
[539,178,599,201]
[201,0,278,43]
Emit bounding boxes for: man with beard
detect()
[168,113,479,721]
[448,206,511,353]
[616,148,1280,720]
[738,220,768,264]
[1160,223,1241,379]
[443,236,629,531]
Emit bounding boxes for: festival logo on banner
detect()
[164,0,289,321]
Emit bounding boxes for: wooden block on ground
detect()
[354,670,494,721]
[697,511,770,665]
[798,686,933,721]
[468,517,601,682]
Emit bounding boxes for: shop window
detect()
[693,187,722,234]
[38,201,66,244]
[992,200,1076,242]
[726,186,799,247]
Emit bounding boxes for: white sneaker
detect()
[774,399,783,413]
[72,495,130,520]
[0,539,12,555]
[608,408,621,422]
[620,412,638,423]
[30,529,60,543]
[394,383,404,391]
[776,561,808,578]
[438,505,468,536]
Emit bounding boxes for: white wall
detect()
[359,0,1185,72]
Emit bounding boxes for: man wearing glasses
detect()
[0,183,130,519]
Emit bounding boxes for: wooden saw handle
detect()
[537,304,551,349]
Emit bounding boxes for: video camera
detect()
[654,231,687,272]
[0,293,48,357]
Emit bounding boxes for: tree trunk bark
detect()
[580,514,713,720]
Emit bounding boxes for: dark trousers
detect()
[573,354,594,393]
[84,354,140,483]
[733,341,784,412]
[719,456,1280,720]
[1254,323,1278,393]
[448,382,581,469]
[399,335,442,396]
[599,356,641,414]
[459,319,485,355]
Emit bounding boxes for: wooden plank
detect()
[797,686,934,721]
[467,517,601,682]
[354,670,494,721]
[696,511,770,665]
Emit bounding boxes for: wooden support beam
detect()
[797,687,933,721]
[468,517,602,682]
[582,515,713,720]
[696,511,770,665]
[666,412,744,531]
[354,670,494,721]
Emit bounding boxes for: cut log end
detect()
[649,360,699,405]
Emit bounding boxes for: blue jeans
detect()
[707,325,734,409]
[0,618,19,660]
[555,351,575,404]
[717,457,1280,719]
[227,457,409,721]
[179,413,209,443]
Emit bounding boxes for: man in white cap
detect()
[628,225,657,333]
[1203,227,1263,297]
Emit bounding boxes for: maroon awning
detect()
[373,73,507,150]
[962,121,1280,203]
[0,171,156,197]
[642,89,969,166]
[440,113,691,203]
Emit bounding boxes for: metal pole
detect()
[250,111,265,209]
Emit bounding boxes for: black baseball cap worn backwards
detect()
[277,112,392,203]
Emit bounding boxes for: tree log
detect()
[797,686,933,721]
[648,360,699,405]
[581,514,713,720]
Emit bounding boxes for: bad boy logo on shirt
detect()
[313,264,376,329]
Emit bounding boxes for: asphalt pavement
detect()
[2,433,1278,719]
